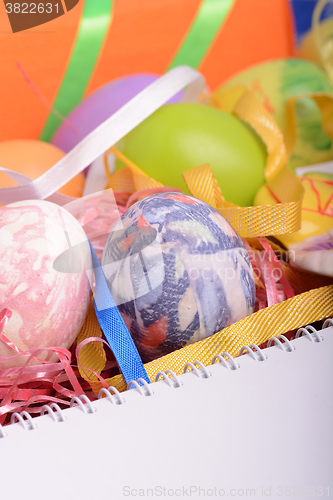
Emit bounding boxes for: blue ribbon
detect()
[88,241,150,385]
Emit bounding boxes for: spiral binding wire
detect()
[127,378,154,395]
[155,369,182,387]
[98,386,125,404]
[296,325,324,343]
[323,318,333,329]
[239,344,268,360]
[10,411,37,430]
[70,394,96,414]
[41,403,65,422]
[0,423,6,439]
[268,334,295,352]
[212,352,239,369]
[184,360,211,378]
[1,322,331,438]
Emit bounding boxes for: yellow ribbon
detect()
[181,90,304,238]
[85,285,333,395]
[211,84,333,170]
[106,91,304,238]
[77,298,106,382]
[183,164,304,238]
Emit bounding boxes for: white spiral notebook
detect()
[1,324,332,500]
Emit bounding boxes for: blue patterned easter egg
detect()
[102,193,255,362]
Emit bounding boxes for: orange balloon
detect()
[0,140,85,198]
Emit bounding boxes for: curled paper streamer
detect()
[0,345,86,423]
[168,0,236,70]
[40,0,114,141]
[104,90,305,238]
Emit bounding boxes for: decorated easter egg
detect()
[102,193,255,362]
[116,103,267,207]
[0,200,92,370]
[254,172,333,247]
[0,140,85,197]
[288,229,333,277]
[215,58,333,167]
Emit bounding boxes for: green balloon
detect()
[117,103,267,206]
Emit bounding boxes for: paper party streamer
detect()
[40,0,114,142]
[168,0,236,70]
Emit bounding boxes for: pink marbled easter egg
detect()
[0,200,92,370]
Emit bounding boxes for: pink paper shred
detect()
[242,237,297,311]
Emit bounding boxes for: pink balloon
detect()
[51,74,182,153]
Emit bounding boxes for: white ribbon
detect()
[0,167,76,205]
[82,153,113,196]
[0,66,206,205]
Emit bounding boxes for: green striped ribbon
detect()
[168,0,236,70]
[40,0,235,141]
[40,0,113,142]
